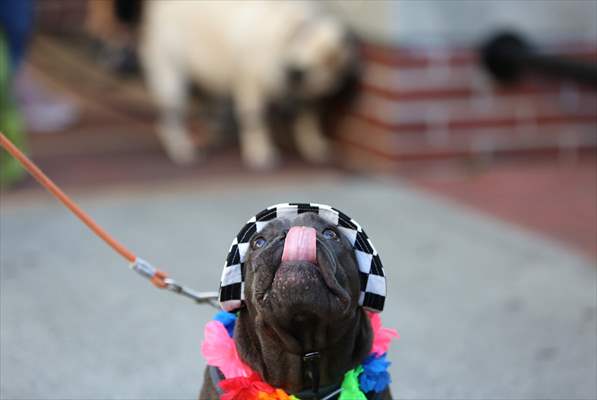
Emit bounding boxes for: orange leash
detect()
[0,131,218,304]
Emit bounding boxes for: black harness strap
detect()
[295,384,342,400]
[302,352,321,399]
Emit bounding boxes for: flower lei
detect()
[201,311,398,400]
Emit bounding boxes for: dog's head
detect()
[218,203,386,390]
[220,203,385,326]
[283,17,359,100]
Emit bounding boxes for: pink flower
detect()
[201,320,253,378]
[368,312,399,355]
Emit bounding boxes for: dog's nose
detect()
[281,226,317,264]
[286,65,305,86]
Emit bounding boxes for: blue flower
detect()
[213,311,237,337]
[359,353,392,393]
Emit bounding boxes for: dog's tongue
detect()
[282,226,317,264]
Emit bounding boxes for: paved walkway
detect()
[410,155,597,259]
[1,178,595,399]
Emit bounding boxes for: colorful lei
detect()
[201,311,398,400]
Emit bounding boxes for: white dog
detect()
[141,0,357,168]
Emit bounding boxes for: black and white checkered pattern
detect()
[219,203,386,313]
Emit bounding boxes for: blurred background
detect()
[1,1,596,399]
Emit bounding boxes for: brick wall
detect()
[336,42,597,168]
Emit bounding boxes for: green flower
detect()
[339,366,366,400]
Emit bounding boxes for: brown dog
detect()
[200,205,391,399]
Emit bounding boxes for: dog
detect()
[200,204,391,399]
[140,1,358,168]
[85,0,141,74]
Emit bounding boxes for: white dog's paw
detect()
[300,136,331,164]
[159,132,199,165]
[165,143,199,165]
[296,128,332,164]
[242,139,280,170]
[294,113,332,164]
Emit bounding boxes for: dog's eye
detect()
[322,228,338,240]
[251,236,267,249]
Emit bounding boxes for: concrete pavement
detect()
[1,178,595,399]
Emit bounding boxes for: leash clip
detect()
[163,278,219,307]
[131,258,219,307]
[130,257,168,287]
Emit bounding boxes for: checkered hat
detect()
[219,203,386,313]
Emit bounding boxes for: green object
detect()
[339,366,367,400]
[0,31,27,188]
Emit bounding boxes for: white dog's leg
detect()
[234,82,279,169]
[144,57,197,165]
[158,109,197,165]
[294,111,330,163]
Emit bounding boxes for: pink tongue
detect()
[281,226,317,264]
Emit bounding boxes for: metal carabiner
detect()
[163,278,220,307]
[131,258,219,307]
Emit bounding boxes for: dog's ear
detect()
[325,29,362,104]
[341,29,363,102]
[234,309,271,379]
[343,29,363,78]
[351,309,374,365]
[320,29,362,135]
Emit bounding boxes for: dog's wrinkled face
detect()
[284,18,355,99]
[243,212,361,331]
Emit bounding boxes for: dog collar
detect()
[219,203,386,313]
